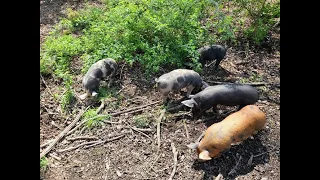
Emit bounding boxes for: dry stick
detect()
[196,132,205,143]
[57,140,100,153]
[183,120,190,140]
[84,134,126,149]
[40,139,54,148]
[40,106,89,159]
[96,100,106,114]
[66,136,98,141]
[131,127,152,141]
[111,100,161,117]
[131,127,153,132]
[40,73,54,97]
[168,142,178,180]
[157,109,166,149]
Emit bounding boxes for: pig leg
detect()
[162,92,169,104]
[214,59,221,70]
[107,70,116,88]
[186,85,195,98]
[212,105,219,113]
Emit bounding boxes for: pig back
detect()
[157,69,202,91]
[197,105,266,158]
[215,105,266,142]
[195,84,258,106]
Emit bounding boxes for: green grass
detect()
[83,109,111,129]
[134,114,151,128]
[40,157,48,170]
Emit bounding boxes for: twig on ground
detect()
[49,153,61,161]
[40,73,54,97]
[131,127,153,132]
[51,121,63,130]
[66,136,98,141]
[130,127,152,141]
[40,139,54,148]
[253,151,268,158]
[228,155,242,176]
[110,100,161,117]
[196,132,205,142]
[157,109,166,149]
[247,154,253,167]
[57,140,100,153]
[58,90,67,101]
[104,154,111,180]
[183,120,189,140]
[96,100,106,114]
[40,106,89,159]
[84,134,126,149]
[115,85,126,95]
[168,142,178,180]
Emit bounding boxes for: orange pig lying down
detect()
[187,105,266,161]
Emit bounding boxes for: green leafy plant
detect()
[134,114,150,128]
[40,157,48,170]
[83,109,110,128]
[234,0,280,44]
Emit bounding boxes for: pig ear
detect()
[187,142,199,149]
[199,150,211,161]
[154,78,158,82]
[181,99,196,108]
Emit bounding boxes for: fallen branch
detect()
[157,109,166,149]
[196,132,205,143]
[168,142,178,180]
[96,100,106,114]
[110,100,161,117]
[131,127,153,132]
[49,153,61,161]
[130,127,152,141]
[57,140,100,153]
[206,81,279,87]
[84,134,126,149]
[66,136,98,141]
[40,139,54,148]
[183,120,189,140]
[40,107,89,159]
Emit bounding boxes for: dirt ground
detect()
[40,1,280,179]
